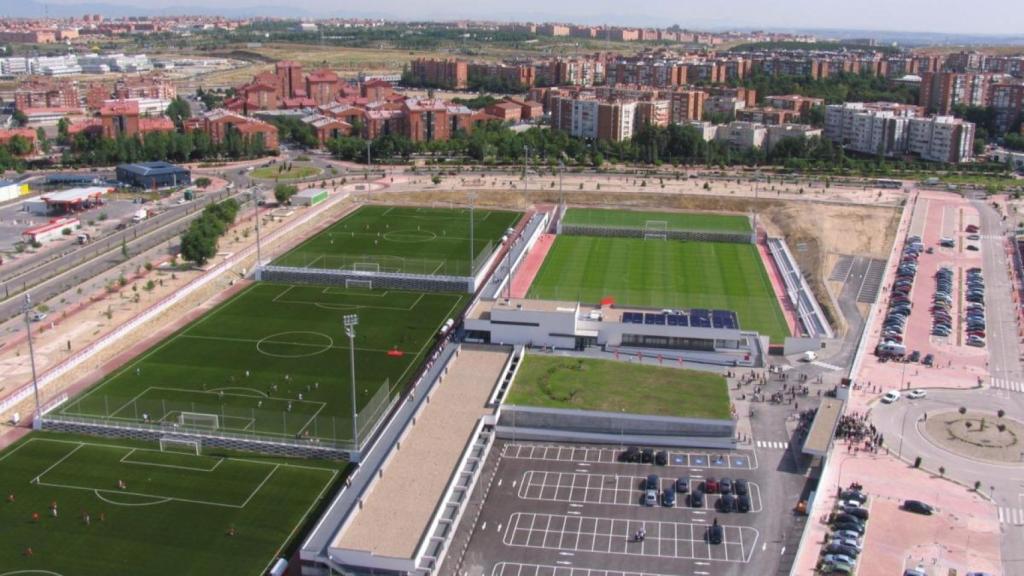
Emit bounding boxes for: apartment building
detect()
[551,95,599,139]
[184,109,280,150]
[669,89,707,124]
[467,62,535,88]
[15,78,80,111]
[275,61,307,101]
[306,69,340,106]
[715,121,766,150]
[410,58,469,89]
[635,99,671,128]
[765,124,823,151]
[990,83,1024,134]
[764,95,825,115]
[99,100,175,139]
[919,72,997,115]
[825,102,918,157]
[605,60,686,87]
[907,116,976,163]
[597,101,637,141]
[736,107,798,126]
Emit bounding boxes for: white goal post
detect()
[345,279,373,290]
[179,412,220,430]
[159,437,201,455]
[352,262,381,273]
[643,220,668,240]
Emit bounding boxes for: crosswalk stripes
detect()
[755,440,789,450]
[811,360,844,372]
[990,378,1024,393]
[998,507,1024,525]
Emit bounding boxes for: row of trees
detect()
[323,119,1013,175]
[726,71,920,106]
[180,199,241,266]
[62,128,269,166]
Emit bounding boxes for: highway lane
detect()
[0,188,245,322]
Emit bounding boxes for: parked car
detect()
[645,474,659,491]
[655,450,668,466]
[620,446,642,462]
[703,478,719,493]
[662,489,676,507]
[676,477,690,493]
[719,493,735,512]
[690,490,705,508]
[719,478,733,495]
[737,494,751,513]
[707,521,723,544]
[903,500,934,515]
[734,479,749,496]
[644,489,658,507]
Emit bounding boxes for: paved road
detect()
[870,194,1024,575]
[0,188,242,322]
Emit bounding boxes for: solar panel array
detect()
[618,309,738,329]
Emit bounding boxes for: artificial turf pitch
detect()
[274,204,522,276]
[562,208,752,233]
[58,282,465,445]
[526,235,790,342]
[0,432,342,576]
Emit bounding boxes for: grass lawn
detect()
[0,432,343,576]
[563,208,751,233]
[507,355,730,419]
[59,282,465,445]
[251,164,321,181]
[526,236,790,342]
[274,204,522,277]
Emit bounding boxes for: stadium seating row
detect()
[620,309,739,330]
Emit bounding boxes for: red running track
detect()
[509,233,556,299]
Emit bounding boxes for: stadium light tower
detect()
[252,188,262,266]
[558,160,565,207]
[23,294,41,428]
[343,314,359,449]
[468,191,476,272]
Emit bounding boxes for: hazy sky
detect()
[42,0,1023,35]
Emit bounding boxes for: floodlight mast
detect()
[23,294,41,428]
[344,314,359,449]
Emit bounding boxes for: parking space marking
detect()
[502,443,757,470]
[990,378,1024,393]
[503,512,758,563]
[517,471,763,513]
[755,440,790,450]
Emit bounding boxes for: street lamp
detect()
[344,314,359,449]
[558,160,565,207]
[252,189,262,266]
[523,145,529,193]
[23,294,41,428]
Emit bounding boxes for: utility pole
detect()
[468,192,476,273]
[344,314,359,450]
[253,189,262,266]
[559,160,565,207]
[523,145,529,193]
[23,294,41,428]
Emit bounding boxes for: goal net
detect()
[352,262,381,274]
[345,278,373,290]
[160,437,201,455]
[179,412,220,430]
[643,220,668,240]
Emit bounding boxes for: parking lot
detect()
[447,440,803,576]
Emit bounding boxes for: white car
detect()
[881,390,901,403]
[907,389,927,399]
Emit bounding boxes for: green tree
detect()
[274,183,298,204]
[194,176,212,188]
[165,96,192,130]
[180,226,216,265]
[57,117,70,145]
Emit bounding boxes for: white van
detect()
[876,341,907,357]
[803,351,817,362]
[882,390,901,403]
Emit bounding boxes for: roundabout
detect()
[256,331,335,358]
[922,409,1022,464]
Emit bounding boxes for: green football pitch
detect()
[274,205,522,276]
[58,282,465,446]
[562,208,752,233]
[526,236,790,342]
[0,433,342,576]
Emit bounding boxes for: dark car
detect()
[834,512,862,525]
[825,542,860,558]
[690,490,705,508]
[645,474,659,491]
[737,494,751,513]
[620,446,642,463]
[845,507,870,521]
[641,448,654,463]
[662,489,676,507]
[719,478,733,495]
[903,500,934,515]
[734,479,749,496]
[922,354,934,366]
[707,521,723,545]
[908,351,921,363]
[839,490,867,503]
[833,521,865,535]
[655,450,668,466]
[719,493,735,512]
[676,477,690,493]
